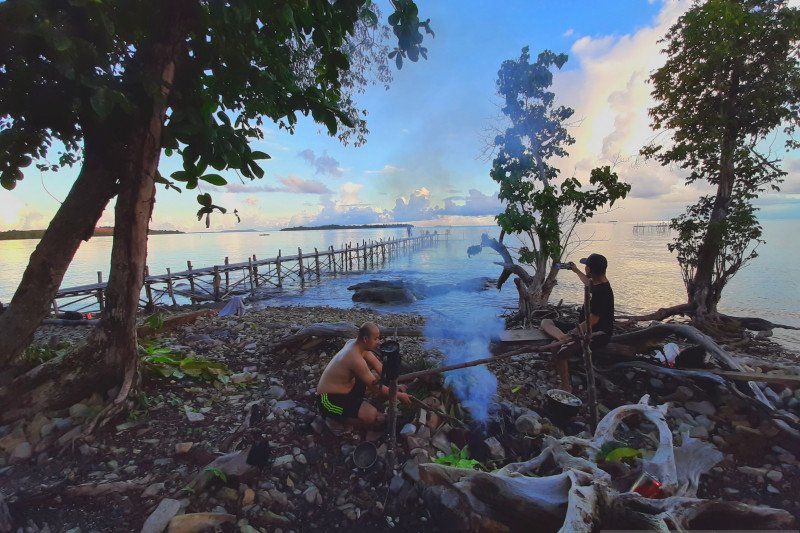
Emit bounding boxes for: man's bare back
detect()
[317,338,381,395]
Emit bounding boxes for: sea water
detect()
[1,221,798,350]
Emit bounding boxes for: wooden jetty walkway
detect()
[51,232,444,316]
[632,221,670,233]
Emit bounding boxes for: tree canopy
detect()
[0,0,433,217]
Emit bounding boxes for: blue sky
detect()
[2,0,799,231]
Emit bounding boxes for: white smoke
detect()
[424,306,504,424]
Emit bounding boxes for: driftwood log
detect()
[271,322,425,352]
[418,396,795,532]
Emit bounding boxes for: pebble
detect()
[515,414,543,436]
[142,482,165,498]
[303,485,321,505]
[685,400,716,417]
[175,442,194,454]
[737,466,768,478]
[10,442,32,463]
[767,484,781,494]
[400,423,416,437]
[184,408,205,423]
[689,426,709,439]
[265,386,286,401]
[766,470,783,483]
[273,454,294,468]
[69,403,92,419]
[141,498,181,533]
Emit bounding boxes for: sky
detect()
[2,0,800,232]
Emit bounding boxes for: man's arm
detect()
[363,350,383,375]
[570,263,591,286]
[353,356,388,396]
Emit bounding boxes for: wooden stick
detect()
[397,340,561,383]
[387,379,398,476]
[408,395,466,428]
[583,283,598,431]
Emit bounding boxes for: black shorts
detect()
[552,320,610,352]
[316,381,366,420]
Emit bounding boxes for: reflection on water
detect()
[1,222,798,349]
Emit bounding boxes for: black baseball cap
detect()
[579,253,608,274]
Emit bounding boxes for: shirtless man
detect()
[316,322,410,427]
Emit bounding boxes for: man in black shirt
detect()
[540,253,614,393]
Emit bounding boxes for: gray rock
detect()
[737,466,768,478]
[351,286,417,304]
[273,454,294,468]
[275,400,296,411]
[685,400,716,417]
[689,426,709,439]
[184,408,205,423]
[766,470,783,483]
[53,418,73,431]
[400,423,416,437]
[484,437,505,461]
[69,403,92,419]
[142,482,165,498]
[767,484,781,494]
[10,442,32,463]
[303,485,321,505]
[515,414,543,436]
[141,498,181,533]
[649,378,664,388]
[265,386,286,401]
[389,474,405,494]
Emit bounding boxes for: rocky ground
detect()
[1,305,799,532]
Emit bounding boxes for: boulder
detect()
[351,287,417,304]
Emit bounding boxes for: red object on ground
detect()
[85,312,92,320]
[630,472,662,498]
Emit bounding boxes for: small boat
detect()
[259,233,270,236]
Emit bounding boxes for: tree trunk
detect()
[688,62,740,321]
[0,1,195,424]
[0,136,119,367]
[90,2,193,409]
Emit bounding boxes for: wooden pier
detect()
[50,233,444,316]
[632,222,670,234]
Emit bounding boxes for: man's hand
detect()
[397,392,412,404]
[398,384,408,393]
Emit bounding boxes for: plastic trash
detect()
[219,296,246,317]
[654,342,680,368]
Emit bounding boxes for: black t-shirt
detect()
[578,282,614,343]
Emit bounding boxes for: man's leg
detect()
[356,401,386,429]
[540,318,568,341]
[541,319,577,392]
[553,342,580,393]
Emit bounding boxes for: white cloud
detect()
[364,164,404,175]
[548,0,692,221]
[563,28,575,38]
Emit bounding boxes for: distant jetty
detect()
[280,223,413,232]
[0,227,184,241]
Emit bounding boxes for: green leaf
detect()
[199,174,227,186]
[604,447,643,462]
[250,151,271,160]
[197,193,213,207]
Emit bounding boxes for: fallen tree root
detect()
[418,396,794,532]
